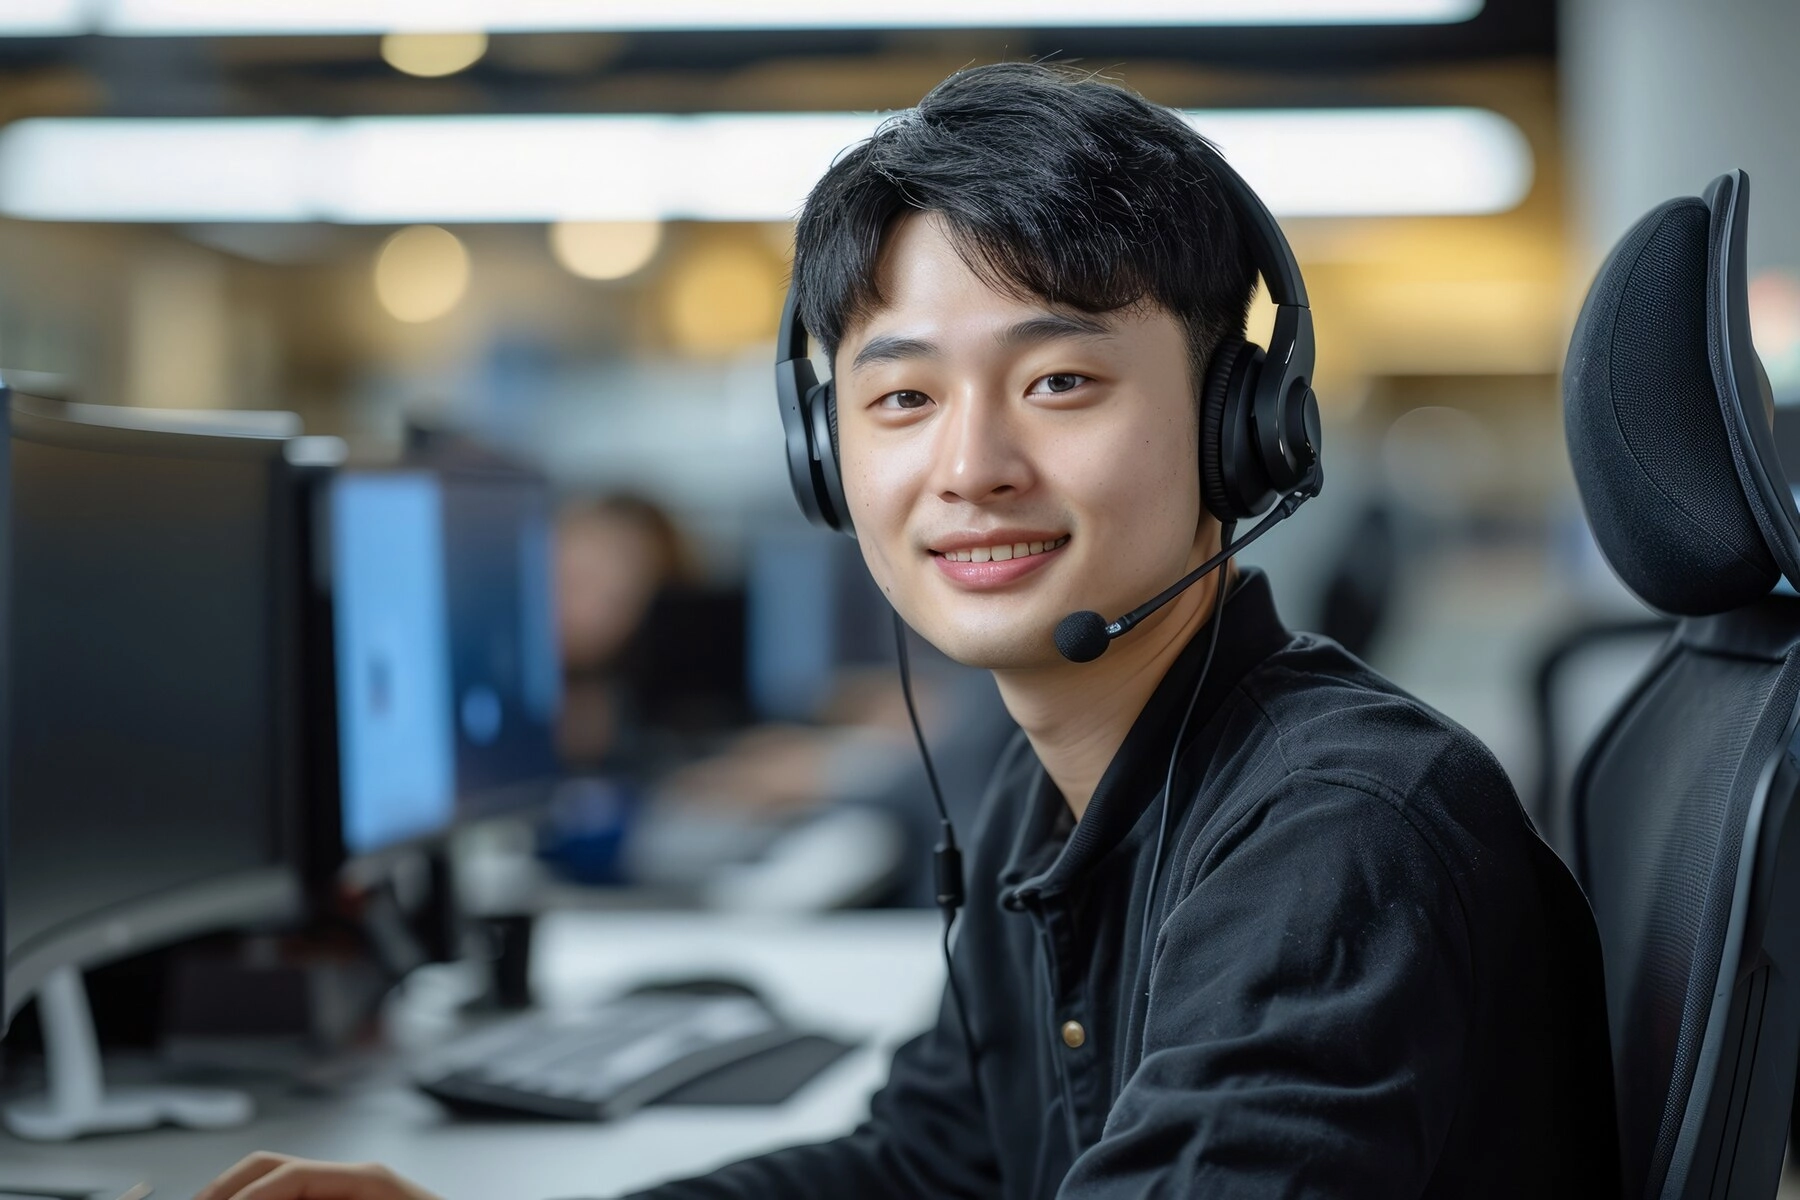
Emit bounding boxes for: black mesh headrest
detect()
[1564,183,1796,615]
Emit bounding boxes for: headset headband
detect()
[1208,158,1307,310]
[779,287,809,365]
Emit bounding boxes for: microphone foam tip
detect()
[1055,610,1110,663]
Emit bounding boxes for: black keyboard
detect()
[415,993,809,1120]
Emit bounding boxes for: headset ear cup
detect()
[1257,379,1321,495]
[810,380,853,537]
[827,381,840,464]
[778,354,833,529]
[1199,339,1260,520]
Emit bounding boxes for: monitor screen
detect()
[441,471,560,819]
[324,468,559,858]
[746,530,891,722]
[6,402,299,1017]
[330,473,456,857]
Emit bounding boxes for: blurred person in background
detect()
[555,492,694,768]
[553,492,1019,906]
[645,651,1018,910]
[199,61,1615,1200]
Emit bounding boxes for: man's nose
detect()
[929,389,1034,506]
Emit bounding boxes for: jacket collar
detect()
[998,566,1294,905]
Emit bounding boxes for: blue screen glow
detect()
[331,473,456,856]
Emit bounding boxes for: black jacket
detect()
[626,569,1620,1198]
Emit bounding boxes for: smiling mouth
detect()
[933,535,1070,564]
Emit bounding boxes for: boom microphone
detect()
[1054,470,1320,664]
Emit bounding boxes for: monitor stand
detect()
[3,964,254,1141]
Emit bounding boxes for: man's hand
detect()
[194,1152,443,1200]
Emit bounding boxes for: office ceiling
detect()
[0,0,1552,120]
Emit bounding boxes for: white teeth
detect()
[941,535,1068,563]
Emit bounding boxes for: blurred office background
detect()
[6,0,1800,931]
[7,0,1800,957]
[1,0,1799,1190]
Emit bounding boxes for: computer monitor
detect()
[441,467,560,820]
[625,585,750,735]
[5,395,304,1013]
[312,465,559,868]
[746,528,891,722]
[326,471,457,859]
[2,394,305,1138]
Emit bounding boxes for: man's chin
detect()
[912,620,1067,672]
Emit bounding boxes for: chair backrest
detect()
[1572,607,1800,1199]
[1564,170,1800,1200]
[1528,615,1673,858]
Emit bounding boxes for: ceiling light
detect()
[1202,107,1531,217]
[12,0,1480,36]
[380,31,489,77]
[0,0,86,35]
[0,109,1532,224]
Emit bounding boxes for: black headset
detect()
[775,150,1323,536]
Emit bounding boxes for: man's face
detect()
[834,211,1215,671]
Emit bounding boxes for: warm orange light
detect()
[661,239,783,355]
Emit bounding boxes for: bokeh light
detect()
[660,237,784,355]
[1381,404,1500,515]
[549,220,664,281]
[373,225,470,323]
[380,32,489,78]
[1749,268,1800,397]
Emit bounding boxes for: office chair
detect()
[1526,614,1673,859]
[1563,170,1800,1200]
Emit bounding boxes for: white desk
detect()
[0,911,946,1200]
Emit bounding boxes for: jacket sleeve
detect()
[1059,775,1474,1199]
[615,960,1002,1200]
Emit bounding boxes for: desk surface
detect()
[0,911,946,1200]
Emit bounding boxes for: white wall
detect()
[1563,0,1800,273]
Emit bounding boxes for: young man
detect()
[200,62,1618,1200]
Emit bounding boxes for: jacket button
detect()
[1061,1020,1086,1049]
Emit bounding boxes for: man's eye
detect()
[878,390,932,410]
[1032,373,1089,395]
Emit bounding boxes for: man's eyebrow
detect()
[996,311,1114,348]
[850,334,939,373]
[847,312,1112,373]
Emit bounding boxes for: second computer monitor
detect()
[746,529,892,723]
[325,466,559,864]
[330,472,457,857]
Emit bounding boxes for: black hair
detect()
[792,61,1258,394]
